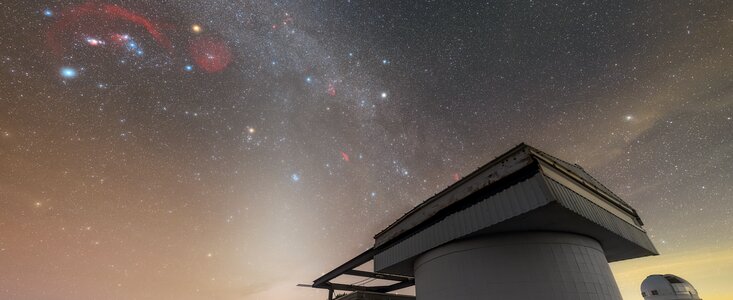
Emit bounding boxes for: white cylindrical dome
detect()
[640,274,701,300]
[414,232,622,300]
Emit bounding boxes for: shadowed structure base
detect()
[414,232,622,300]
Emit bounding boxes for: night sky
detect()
[1,1,732,299]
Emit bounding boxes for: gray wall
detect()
[414,232,622,300]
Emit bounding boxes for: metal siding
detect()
[414,233,622,300]
[375,174,551,272]
[374,146,535,246]
[538,161,640,226]
[375,144,640,248]
[544,177,657,258]
[532,149,635,211]
[484,196,498,225]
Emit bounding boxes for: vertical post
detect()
[328,288,334,300]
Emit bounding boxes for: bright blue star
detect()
[59,67,78,79]
[382,59,389,65]
[290,173,300,182]
[42,9,53,17]
[305,76,313,84]
[184,65,193,71]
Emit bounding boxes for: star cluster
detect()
[1,1,732,300]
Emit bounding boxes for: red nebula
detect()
[340,151,350,162]
[327,82,337,96]
[452,172,461,181]
[46,2,172,57]
[188,36,232,73]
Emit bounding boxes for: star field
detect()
[0,1,732,299]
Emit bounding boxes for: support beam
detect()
[328,283,382,292]
[313,248,377,288]
[343,269,413,282]
[316,282,411,293]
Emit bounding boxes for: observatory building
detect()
[641,274,701,300]
[306,143,658,300]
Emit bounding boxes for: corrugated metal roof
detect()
[544,176,657,259]
[530,148,640,223]
[374,144,535,246]
[375,173,550,274]
[374,143,645,247]
[371,144,657,275]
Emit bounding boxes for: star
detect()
[85,37,104,46]
[59,67,78,79]
[4,2,731,299]
[191,24,202,33]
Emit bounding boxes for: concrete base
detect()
[414,232,622,300]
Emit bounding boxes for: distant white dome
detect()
[641,274,701,300]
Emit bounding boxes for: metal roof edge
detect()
[373,143,534,241]
[528,148,643,224]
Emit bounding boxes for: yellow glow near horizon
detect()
[612,245,733,300]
